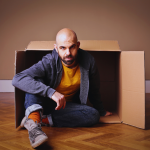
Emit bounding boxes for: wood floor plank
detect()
[0,145,10,150]
[58,140,107,150]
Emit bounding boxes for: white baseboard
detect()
[0,80,14,92]
[0,80,150,93]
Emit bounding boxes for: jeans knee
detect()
[24,78,45,109]
[24,93,43,109]
[90,108,100,124]
[82,106,100,126]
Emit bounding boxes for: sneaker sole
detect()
[32,136,48,148]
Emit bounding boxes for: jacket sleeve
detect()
[12,57,56,99]
[88,58,106,116]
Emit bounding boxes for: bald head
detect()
[54,28,80,67]
[56,28,78,45]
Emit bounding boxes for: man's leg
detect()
[24,92,43,120]
[22,91,99,147]
[24,78,55,126]
[22,92,50,148]
[24,92,55,126]
[50,102,100,127]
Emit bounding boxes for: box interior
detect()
[88,51,121,123]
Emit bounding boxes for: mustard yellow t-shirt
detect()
[55,63,81,102]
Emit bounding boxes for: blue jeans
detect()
[24,92,100,127]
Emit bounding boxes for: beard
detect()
[58,53,78,65]
[61,55,75,65]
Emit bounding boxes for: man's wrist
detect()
[47,88,56,99]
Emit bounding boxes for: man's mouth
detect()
[64,56,73,61]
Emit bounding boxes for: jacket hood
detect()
[51,49,62,73]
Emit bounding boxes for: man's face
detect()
[55,40,80,66]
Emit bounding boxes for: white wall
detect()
[0,80,150,93]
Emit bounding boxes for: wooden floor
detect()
[0,93,150,150]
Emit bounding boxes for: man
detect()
[12,28,112,148]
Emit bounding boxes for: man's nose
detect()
[66,49,71,55]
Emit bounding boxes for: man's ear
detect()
[54,44,58,53]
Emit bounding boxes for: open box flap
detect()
[80,40,121,51]
[120,51,145,129]
[26,40,121,51]
[15,51,26,128]
[26,41,55,50]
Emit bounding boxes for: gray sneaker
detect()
[19,117,48,148]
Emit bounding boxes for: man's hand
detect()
[51,91,66,110]
[105,111,113,116]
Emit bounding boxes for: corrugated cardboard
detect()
[120,51,145,128]
[14,40,147,129]
[26,40,120,51]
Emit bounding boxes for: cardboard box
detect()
[14,40,147,129]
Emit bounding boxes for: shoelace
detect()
[29,124,46,143]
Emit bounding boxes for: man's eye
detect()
[61,47,65,49]
[71,45,76,49]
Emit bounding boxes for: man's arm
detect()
[12,57,56,99]
[12,55,66,110]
